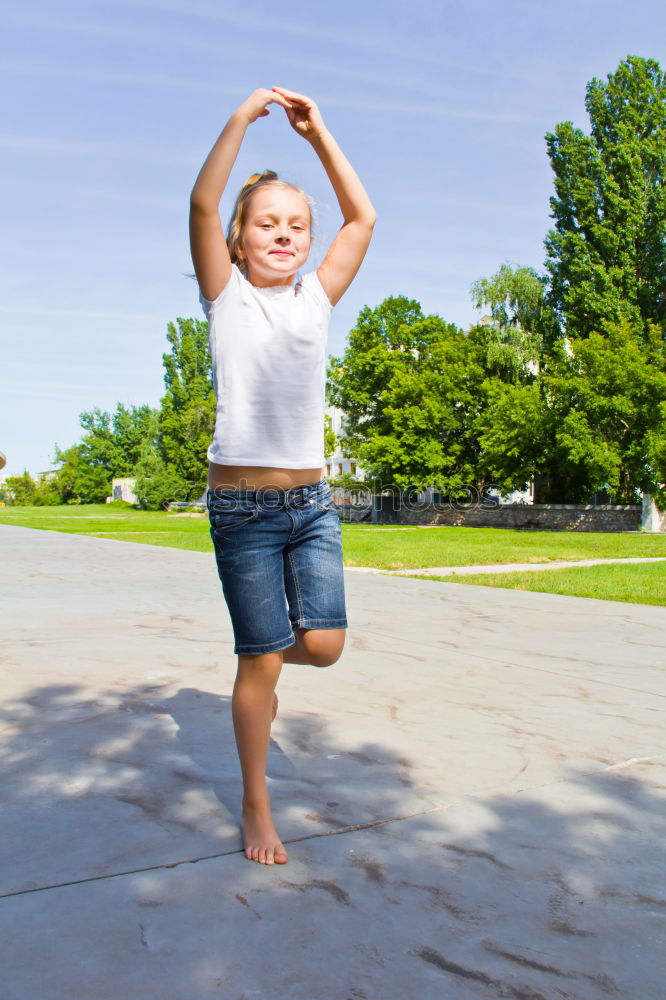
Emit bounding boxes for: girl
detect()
[189,87,375,865]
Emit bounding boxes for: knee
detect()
[303,630,345,668]
[237,651,282,681]
[310,648,341,668]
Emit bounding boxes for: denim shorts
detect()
[207,478,347,655]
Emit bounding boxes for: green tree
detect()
[31,475,63,506]
[74,409,117,494]
[328,296,425,425]
[479,321,666,503]
[44,315,212,508]
[133,419,189,511]
[48,403,161,504]
[2,470,68,506]
[324,413,337,459]
[2,471,39,505]
[76,404,160,478]
[51,443,112,503]
[550,321,666,502]
[134,459,189,511]
[544,56,666,338]
[109,404,160,475]
[476,382,549,497]
[159,317,215,499]
[328,298,492,492]
[470,263,557,380]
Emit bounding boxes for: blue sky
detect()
[2,0,665,478]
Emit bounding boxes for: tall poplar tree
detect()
[544,56,666,338]
[158,317,216,498]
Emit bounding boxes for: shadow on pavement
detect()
[1,680,664,999]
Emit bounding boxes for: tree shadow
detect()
[1,680,664,1000]
[0,678,436,893]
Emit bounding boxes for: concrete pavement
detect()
[1,523,665,999]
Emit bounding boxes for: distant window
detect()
[326,463,331,476]
[350,461,356,475]
[337,463,343,476]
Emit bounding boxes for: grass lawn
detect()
[0,503,215,552]
[419,561,666,607]
[2,504,665,605]
[339,523,666,569]
[2,504,666,565]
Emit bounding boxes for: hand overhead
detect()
[272,87,327,142]
[240,88,292,124]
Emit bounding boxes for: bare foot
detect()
[272,692,279,722]
[242,798,288,865]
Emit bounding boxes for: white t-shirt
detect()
[200,264,333,468]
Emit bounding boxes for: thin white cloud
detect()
[0,305,166,322]
[0,60,247,97]
[117,0,592,95]
[324,95,542,126]
[8,0,559,89]
[2,8,553,94]
[1,383,107,399]
[113,0,433,59]
[0,130,193,163]
[51,185,183,209]
[1,24,433,96]
[387,192,548,216]
[0,61,543,127]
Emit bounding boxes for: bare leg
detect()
[232,652,287,865]
[282,627,346,667]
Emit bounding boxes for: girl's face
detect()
[240,186,311,286]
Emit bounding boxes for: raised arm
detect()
[189,89,290,301]
[273,87,376,307]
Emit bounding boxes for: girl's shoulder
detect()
[300,270,333,311]
[199,264,245,317]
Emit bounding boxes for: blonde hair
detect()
[227,170,313,277]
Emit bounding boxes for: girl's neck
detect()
[245,268,298,289]
[251,277,297,288]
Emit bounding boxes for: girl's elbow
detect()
[190,194,206,215]
[359,208,377,231]
[190,189,216,215]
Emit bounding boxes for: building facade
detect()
[324,405,363,481]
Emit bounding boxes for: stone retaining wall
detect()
[367,499,643,532]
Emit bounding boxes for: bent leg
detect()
[232,651,288,865]
[283,500,347,666]
[282,627,346,666]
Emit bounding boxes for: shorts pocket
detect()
[209,507,258,533]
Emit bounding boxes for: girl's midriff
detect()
[208,461,324,491]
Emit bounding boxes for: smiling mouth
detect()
[270,250,293,256]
